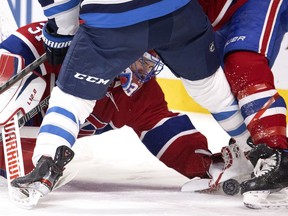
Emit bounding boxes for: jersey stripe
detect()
[259,0,283,56]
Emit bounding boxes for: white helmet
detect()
[129,51,164,83]
[119,51,164,96]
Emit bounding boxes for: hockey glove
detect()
[42,24,73,65]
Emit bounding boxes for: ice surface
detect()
[1,112,287,215]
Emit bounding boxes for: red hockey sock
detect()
[224,51,275,97]
[224,51,287,149]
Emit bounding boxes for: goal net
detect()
[0,0,18,42]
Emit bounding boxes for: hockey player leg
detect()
[224,51,287,149]
[223,51,288,205]
[181,68,251,152]
[32,86,95,163]
[180,68,253,194]
[10,145,74,209]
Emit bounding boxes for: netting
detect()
[0,0,18,42]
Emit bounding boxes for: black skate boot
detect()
[240,144,288,208]
[12,145,74,194]
[10,145,74,209]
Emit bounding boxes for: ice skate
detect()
[10,145,74,209]
[240,144,288,209]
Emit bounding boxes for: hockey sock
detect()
[224,51,287,149]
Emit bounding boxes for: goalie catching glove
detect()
[42,23,73,65]
[10,145,74,209]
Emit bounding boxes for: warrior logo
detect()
[2,116,24,181]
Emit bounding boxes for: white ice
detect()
[1,112,287,215]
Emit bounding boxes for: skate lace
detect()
[253,154,277,177]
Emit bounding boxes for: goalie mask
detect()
[119,51,164,96]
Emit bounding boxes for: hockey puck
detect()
[222,179,240,196]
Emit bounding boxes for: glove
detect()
[42,24,73,65]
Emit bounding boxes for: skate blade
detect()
[243,187,288,209]
[9,186,42,209]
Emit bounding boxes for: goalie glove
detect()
[0,51,24,85]
[42,23,73,65]
[10,145,74,209]
[0,50,47,126]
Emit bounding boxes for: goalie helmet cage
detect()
[0,0,18,42]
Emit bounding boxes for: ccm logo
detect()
[74,72,110,85]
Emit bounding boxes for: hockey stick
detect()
[0,96,50,142]
[0,53,47,94]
